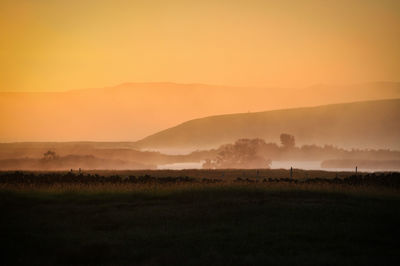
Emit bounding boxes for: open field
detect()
[1,170,399,265]
[0,168,381,180]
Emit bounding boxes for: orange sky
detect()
[1,0,399,92]
[1,1,400,142]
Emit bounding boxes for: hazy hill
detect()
[0,142,215,165]
[0,155,155,170]
[134,99,400,151]
[1,81,399,142]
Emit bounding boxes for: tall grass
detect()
[1,181,398,200]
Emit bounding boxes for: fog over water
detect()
[156,161,392,172]
[1,1,399,174]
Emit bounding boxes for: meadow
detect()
[1,170,399,265]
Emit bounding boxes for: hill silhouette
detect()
[1,82,399,142]
[134,99,400,151]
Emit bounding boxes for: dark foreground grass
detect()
[1,184,399,266]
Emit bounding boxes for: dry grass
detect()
[1,173,399,265]
[1,181,398,200]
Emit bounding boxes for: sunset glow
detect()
[1,0,399,92]
[1,2,400,264]
[1,0,400,143]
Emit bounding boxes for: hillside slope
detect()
[1,82,399,142]
[134,99,400,151]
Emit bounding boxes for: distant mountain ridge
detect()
[134,98,400,151]
[1,81,399,142]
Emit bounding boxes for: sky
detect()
[1,0,399,92]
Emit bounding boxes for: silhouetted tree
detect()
[203,138,272,169]
[280,133,295,149]
[43,150,58,160]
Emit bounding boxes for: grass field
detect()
[1,170,399,265]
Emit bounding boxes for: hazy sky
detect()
[1,0,399,92]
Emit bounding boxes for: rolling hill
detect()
[134,99,400,151]
[1,81,399,142]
